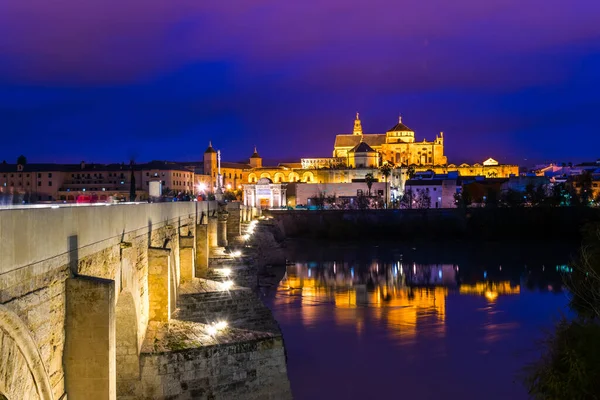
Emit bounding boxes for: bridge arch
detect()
[0,305,54,400]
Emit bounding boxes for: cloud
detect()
[1,0,599,84]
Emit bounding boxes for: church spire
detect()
[205,140,216,154]
[353,112,363,135]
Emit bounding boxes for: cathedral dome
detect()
[387,116,413,133]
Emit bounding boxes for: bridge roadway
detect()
[0,201,290,399]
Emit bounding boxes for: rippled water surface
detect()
[262,241,572,400]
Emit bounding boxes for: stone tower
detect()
[204,141,217,187]
[249,146,262,168]
[353,112,363,135]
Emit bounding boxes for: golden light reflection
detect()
[280,267,448,342]
[459,282,520,302]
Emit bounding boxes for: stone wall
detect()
[139,335,290,400]
[0,201,216,400]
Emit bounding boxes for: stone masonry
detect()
[0,202,291,399]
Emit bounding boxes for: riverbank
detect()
[266,207,600,241]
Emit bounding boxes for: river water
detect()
[262,240,574,400]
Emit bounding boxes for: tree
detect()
[407,165,416,179]
[400,189,413,209]
[356,193,370,210]
[325,193,337,209]
[129,160,137,202]
[365,173,375,196]
[549,183,568,207]
[379,163,393,209]
[310,191,327,210]
[415,188,431,209]
[454,189,472,208]
[16,155,27,165]
[575,171,593,206]
[526,223,600,398]
[501,188,525,207]
[484,188,499,208]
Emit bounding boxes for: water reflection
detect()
[275,261,528,344]
[265,243,571,400]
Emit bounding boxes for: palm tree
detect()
[365,173,375,196]
[379,162,393,208]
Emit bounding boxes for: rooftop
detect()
[334,134,386,148]
[350,141,376,153]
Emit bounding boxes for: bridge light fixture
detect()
[221,268,231,277]
[215,321,228,330]
[221,280,234,290]
[230,250,242,258]
[206,325,217,336]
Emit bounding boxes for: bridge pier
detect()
[226,203,242,243]
[195,224,209,277]
[65,276,116,400]
[217,211,229,247]
[208,216,218,249]
[148,248,171,322]
[179,235,195,282]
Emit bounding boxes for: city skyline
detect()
[1,0,599,164]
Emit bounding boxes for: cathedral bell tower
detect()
[204,141,218,188]
[353,112,363,135]
[249,146,263,168]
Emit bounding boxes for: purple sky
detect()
[1,0,599,165]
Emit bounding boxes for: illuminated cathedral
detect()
[332,113,447,166]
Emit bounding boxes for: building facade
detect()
[333,114,447,166]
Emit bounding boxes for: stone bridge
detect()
[0,202,291,399]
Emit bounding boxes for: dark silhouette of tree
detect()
[485,188,499,208]
[379,163,393,209]
[407,165,416,179]
[325,193,337,209]
[501,188,525,207]
[575,171,593,206]
[549,183,568,206]
[365,173,375,196]
[526,224,600,398]
[356,193,370,210]
[400,188,413,209]
[454,188,473,208]
[129,160,137,202]
[415,188,431,209]
[310,191,327,210]
[16,155,27,165]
